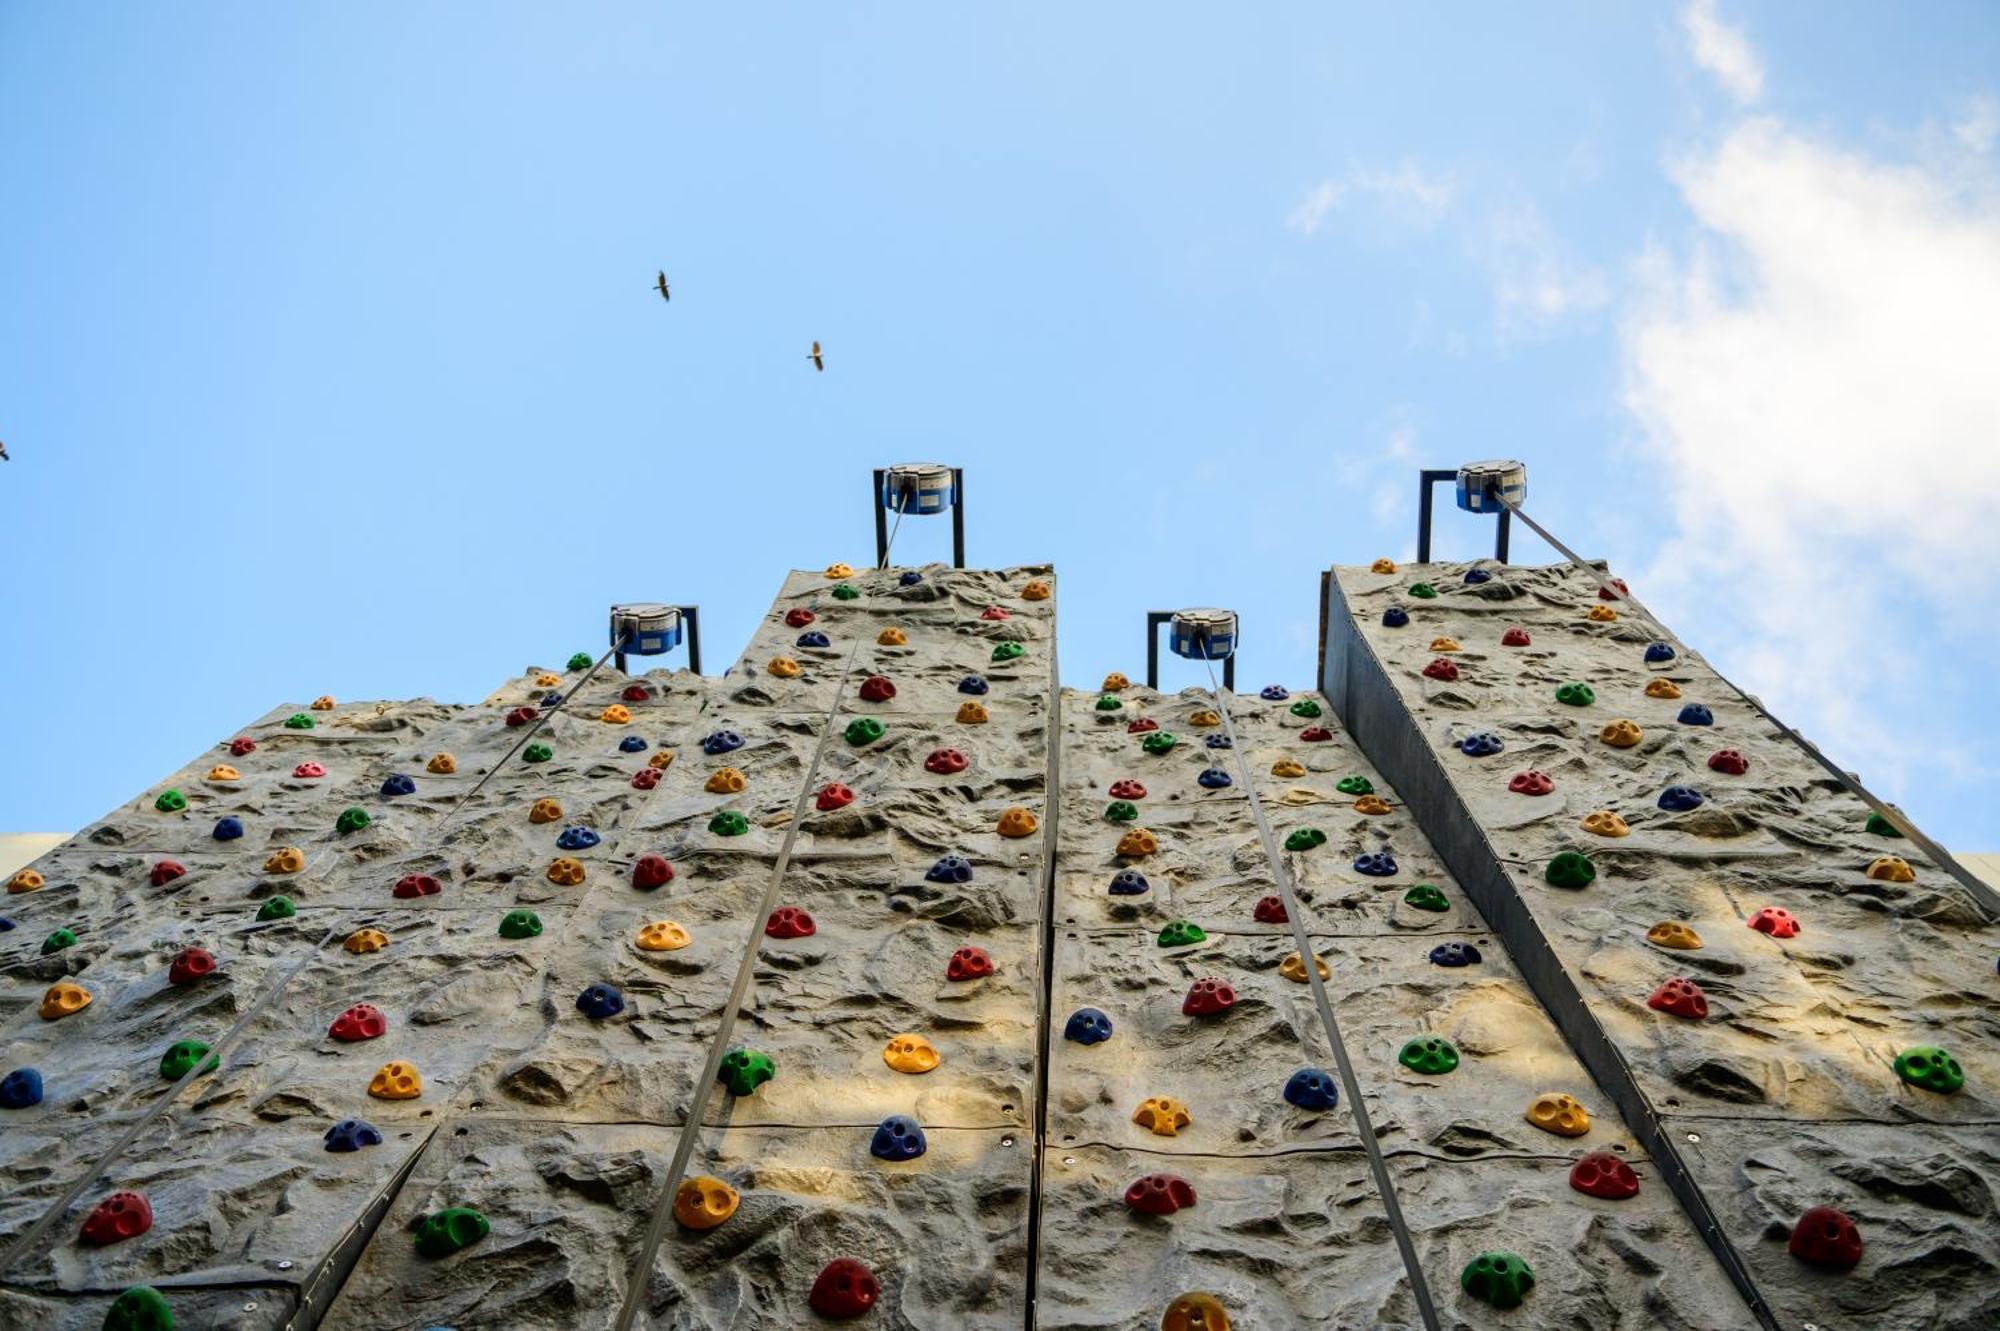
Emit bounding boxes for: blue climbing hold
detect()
[575,983,625,1020]
[899,571,923,586]
[1355,852,1399,877]
[1197,768,1234,789]
[958,676,989,696]
[925,855,973,884]
[540,691,564,708]
[1677,704,1714,726]
[1204,734,1232,749]
[1645,641,1676,663]
[703,730,746,755]
[1429,942,1482,967]
[1383,606,1410,628]
[1459,732,1504,757]
[1463,568,1492,584]
[556,825,601,851]
[0,917,12,932]
[324,1118,383,1152]
[797,631,831,648]
[870,1114,927,1161]
[213,816,245,841]
[1064,1008,1114,1044]
[1,1068,43,1109]
[619,735,648,753]
[1108,869,1150,896]
[380,774,417,797]
[1658,786,1705,811]
[1284,1067,1339,1110]
[1260,685,1290,701]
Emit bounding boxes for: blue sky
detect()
[3,3,1997,846]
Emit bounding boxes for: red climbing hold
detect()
[1422,658,1460,682]
[229,737,257,756]
[784,608,816,628]
[1748,907,1800,939]
[1568,1152,1640,1200]
[505,706,538,728]
[330,1002,387,1042]
[859,675,897,703]
[1254,896,1288,924]
[1647,977,1709,1019]
[1708,748,1750,775]
[766,906,816,939]
[947,946,994,980]
[631,768,661,790]
[809,1257,880,1320]
[1181,977,1236,1016]
[1299,726,1332,742]
[980,606,1010,621]
[1508,770,1555,796]
[80,1191,153,1245]
[1127,718,1160,734]
[1502,628,1531,647]
[393,873,441,899]
[149,860,186,887]
[293,761,326,779]
[622,684,649,703]
[1124,1173,1197,1215]
[816,782,857,811]
[1109,779,1148,800]
[924,748,969,775]
[1789,1206,1863,1268]
[168,947,216,985]
[633,855,675,889]
[1598,579,1630,601]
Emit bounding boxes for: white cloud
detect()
[1682,0,1764,104]
[1955,94,2000,154]
[1286,162,1454,235]
[1479,201,1610,336]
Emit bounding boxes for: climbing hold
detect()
[324,1118,383,1153]
[926,855,973,884]
[1127,718,1160,734]
[154,789,187,812]
[830,584,859,601]
[1116,828,1159,856]
[1108,779,1148,800]
[925,747,970,774]
[1525,1092,1591,1136]
[522,742,553,764]
[1253,896,1287,923]
[498,910,543,939]
[1580,810,1630,838]
[1865,812,1904,837]
[1599,578,1630,600]
[206,765,240,782]
[158,1040,213,1080]
[1105,800,1140,823]
[1,1068,43,1109]
[564,651,595,671]
[1382,606,1409,627]
[1429,942,1481,967]
[368,1061,422,1099]
[335,806,372,835]
[1569,1151,1640,1200]
[1866,856,1915,883]
[768,656,802,678]
[546,857,586,886]
[1278,952,1329,983]
[149,859,187,888]
[947,945,994,980]
[1182,976,1236,1015]
[1207,738,1233,753]
[1125,1173,1197,1216]
[1405,884,1449,911]
[1132,1096,1192,1137]
[1299,726,1333,742]
[283,713,315,730]
[859,674,896,702]
[381,773,417,797]
[898,570,923,586]
[1271,758,1306,777]
[1648,977,1709,1019]
[168,947,216,984]
[1198,767,1233,789]
[414,1207,490,1258]
[1289,698,1323,719]
[704,768,748,794]
[1140,730,1178,755]
[1353,851,1398,877]
[293,762,328,779]
[530,798,564,823]
[956,700,990,724]
[718,1048,775,1096]
[1587,605,1618,622]
[599,704,631,724]
[1021,579,1053,601]
[1109,869,1150,896]
[977,606,1012,624]
[882,1033,940,1074]
[1421,658,1460,682]
[824,562,855,578]
[997,807,1039,838]
[1545,852,1596,887]
[256,896,297,920]
[1708,748,1749,775]
[102,1287,174,1331]
[330,1003,387,1042]
[1501,627,1531,647]
[1284,828,1327,852]
[636,920,690,951]
[1398,1036,1459,1075]
[673,1176,739,1230]
[41,928,76,954]
[575,982,624,1020]
[959,675,990,696]
[1790,1206,1864,1269]
[1556,682,1596,707]
[1157,919,1206,947]
[505,706,538,728]
[345,928,389,953]
[1408,582,1438,599]
[1600,719,1643,748]
[632,855,676,889]
[1065,1008,1114,1044]
[1645,641,1676,663]
[1677,704,1714,726]
[1747,906,1799,938]
[1894,1045,1964,1094]
[1458,732,1504,757]
[1188,709,1220,728]
[622,684,649,703]
[229,737,257,756]
[1284,1067,1340,1110]
[702,730,746,756]
[631,768,661,790]
[815,782,856,811]
[1509,770,1555,796]
[785,609,817,629]
[992,641,1026,663]
[1160,1293,1230,1331]
[212,816,244,841]
[877,627,907,646]
[1646,678,1683,699]
[797,630,831,649]
[1646,921,1702,950]
[535,672,561,687]
[766,906,815,939]
[1461,1252,1535,1309]
[1370,558,1397,573]
[870,1114,928,1162]
[809,1258,880,1320]
[1354,794,1392,814]
[843,717,885,746]
[427,753,458,774]
[1658,786,1705,812]
[1335,776,1373,795]
[709,811,750,837]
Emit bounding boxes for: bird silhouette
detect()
[0,440,9,462]
[808,340,824,372]
[654,271,670,302]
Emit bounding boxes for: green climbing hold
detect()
[1289,698,1323,718]
[1408,582,1438,600]
[522,742,553,763]
[414,1206,491,1258]
[41,927,78,955]
[1894,1045,1964,1095]
[1544,852,1596,888]
[1284,827,1328,852]
[154,789,187,813]
[1866,812,1904,838]
[831,583,860,601]
[1157,919,1207,947]
[843,717,885,746]
[1334,776,1374,796]
[1461,1251,1535,1309]
[283,713,315,729]
[1105,800,1140,823]
[335,807,371,834]
[1140,731,1178,755]
[1404,884,1450,912]
[1398,1036,1460,1076]
[256,896,297,921]
[566,652,593,671]
[718,1047,776,1096]
[102,1286,173,1331]
[158,1039,216,1081]
[709,810,751,837]
[1555,682,1596,706]
[499,909,543,939]
[992,641,1026,663]
[1095,694,1123,711]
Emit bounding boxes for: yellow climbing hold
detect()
[9,868,46,893]
[1587,605,1618,622]
[1866,856,1915,883]
[264,847,305,874]
[674,1176,740,1230]
[768,656,801,678]
[534,672,561,688]
[824,562,855,578]
[1116,828,1158,857]
[648,750,675,770]
[206,765,241,782]
[1161,1293,1231,1331]
[367,1061,422,1099]
[1188,710,1220,728]
[1646,920,1702,950]
[956,701,989,724]
[1102,672,1131,691]
[600,704,630,724]
[704,768,747,794]
[39,981,92,1020]
[427,753,458,775]
[1526,1092,1591,1137]
[883,1032,942,1074]
[1429,637,1461,653]
[1355,795,1393,815]
[345,928,390,954]
[877,627,907,646]
[1132,1096,1191,1137]
[311,695,337,710]
[1580,810,1630,838]
[547,857,586,886]
[1645,678,1682,700]
[1271,758,1306,778]
[1278,951,1330,983]
[1599,719,1644,748]
[997,807,1039,838]
[636,920,691,952]
[529,798,563,824]
[1370,558,1397,574]
[1021,579,1052,601]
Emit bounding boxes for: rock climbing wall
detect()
[1036,679,1752,1328]
[1326,559,2000,1331]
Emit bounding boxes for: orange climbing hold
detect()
[547,858,586,886]
[1132,1096,1191,1136]
[39,981,92,1020]
[1021,579,1052,601]
[264,847,305,874]
[1271,758,1306,778]
[1644,678,1682,700]
[674,1176,739,1230]
[534,673,561,687]
[647,750,674,770]
[530,798,563,823]
[1370,558,1397,574]
[883,1032,941,1074]
[1429,637,1461,653]
[1102,672,1131,691]
[600,704,631,724]
[1587,605,1618,622]
[1116,828,1158,857]
[345,928,389,954]
[1525,1092,1591,1136]
[427,753,458,774]
[8,868,45,893]
[1161,1293,1231,1331]
[636,920,691,951]
[705,768,748,795]
[997,807,1039,838]
[768,656,802,678]
[367,1061,422,1099]
[957,701,989,724]
[877,627,907,646]
[1278,951,1330,983]
[1646,920,1702,950]
[1188,710,1221,728]
[1866,856,1915,883]
[1355,795,1392,815]
[1580,810,1630,838]
[206,765,241,782]
[312,695,336,710]
[824,562,854,578]
[1599,720,1643,748]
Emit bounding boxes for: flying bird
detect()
[808,340,824,372]
[654,271,670,302]
[0,440,9,462]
